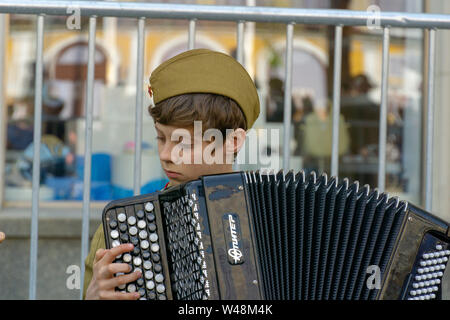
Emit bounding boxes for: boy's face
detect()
[155,122,237,186]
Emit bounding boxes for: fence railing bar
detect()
[378,27,390,192]
[79,15,97,299]
[134,17,145,196]
[0,14,7,217]
[282,23,294,170]
[188,18,196,50]
[28,13,44,301]
[331,25,343,178]
[236,21,244,65]
[425,28,436,211]
[0,1,449,29]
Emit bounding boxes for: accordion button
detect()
[436,245,443,250]
[110,230,119,239]
[138,288,146,297]
[130,237,139,246]
[109,220,118,229]
[143,261,152,270]
[147,212,156,222]
[154,264,162,273]
[148,291,156,300]
[436,279,441,284]
[156,284,165,293]
[149,223,157,232]
[145,202,154,212]
[133,257,142,266]
[152,253,161,262]
[151,243,160,253]
[133,247,140,256]
[120,234,129,243]
[127,284,136,293]
[145,271,154,280]
[413,283,419,289]
[431,293,436,299]
[118,283,125,290]
[146,281,155,290]
[117,213,126,222]
[128,216,137,225]
[142,251,150,260]
[112,240,120,248]
[119,224,127,233]
[158,294,166,300]
[136,210,145,219]
[141,240,150,250]
[139,230,148,239]
[137,278,144,287]
[155,273,164,283]
[129,226,138,236]
[137,220,146,229]
[149,233,158,242]
[123,254,132,263]
[438,271,444,277]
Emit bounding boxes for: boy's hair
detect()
[148,93,248,137]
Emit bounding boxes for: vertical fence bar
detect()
[28,14,44,300]
[378,27,390,192]
[236,21,244,64]
[0,14,8,209]
[425,28,436,211]
[331,25,343,178]
[188,19,196,50]
[282,23,294,170]
[80,16,97,299]
[134,17,145,196]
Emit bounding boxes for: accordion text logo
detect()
[223,213,244,265]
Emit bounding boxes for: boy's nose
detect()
[159,143,173,163]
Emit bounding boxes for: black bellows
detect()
[244,170,406,300]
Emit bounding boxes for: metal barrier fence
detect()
[0,0,448,300]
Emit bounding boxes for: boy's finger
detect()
[101,291,141,300]
[0,232,5,243]
[94,248,107,264]
[99,263,133,279]
[101,243,134,264]
[104,270,142,289]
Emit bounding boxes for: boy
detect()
[84,48,260,299]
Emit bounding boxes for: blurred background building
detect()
[0,0,449,299]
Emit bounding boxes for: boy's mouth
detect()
[164,169,182,179]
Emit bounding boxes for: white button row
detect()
[408,293,436,300]
[422,250,450,259]
[410,286,439,296]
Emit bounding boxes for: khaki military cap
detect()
[149,49,260,129]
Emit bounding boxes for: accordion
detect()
[102,170,450,300]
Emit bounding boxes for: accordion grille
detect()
[245,171,407,300]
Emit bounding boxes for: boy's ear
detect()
[225,128,246,154]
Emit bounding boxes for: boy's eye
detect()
[156,136,165,141]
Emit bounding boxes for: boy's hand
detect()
[0,232,5,243]
[85,243,142,300]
